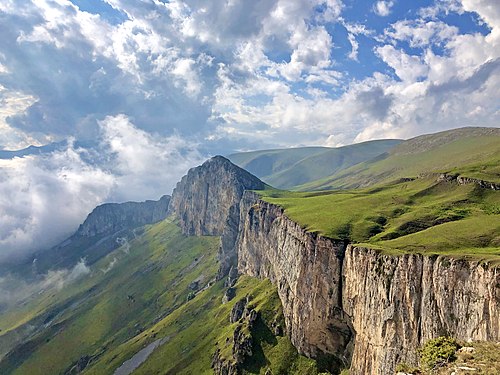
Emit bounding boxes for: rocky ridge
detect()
[77,195,170,237]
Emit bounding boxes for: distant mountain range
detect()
[227,139,401,189]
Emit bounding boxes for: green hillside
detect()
[262,176,500,263]
[299,127,500,191]
[0,219,323,375]
[85,276,322,375]
[228,139,401,189]
[0,219,219,375]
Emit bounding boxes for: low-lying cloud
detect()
[0,115,203,262]
[0,259,90,312]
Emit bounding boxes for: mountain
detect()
[1,135,499,375]
[300,127,500,191]
[0,140,97,159]
[168,155,266,278]
[2,195,171,279]
[227,139,401,189]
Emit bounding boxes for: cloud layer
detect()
[0,0,499,258]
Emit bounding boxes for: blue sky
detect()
[0,0,499,257]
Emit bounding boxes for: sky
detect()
[0,0,499,260]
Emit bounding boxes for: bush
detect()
[419,337,460,370]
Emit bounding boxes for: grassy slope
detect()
[299,129,500,191]
[228,140,401,189]
[261,177,500,262]
[86,276,320,375]
[0,219,220,375]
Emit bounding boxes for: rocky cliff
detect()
[169,156,265,277]
[343,247,499,375]
[235,193,499,374]
[237,191,353,367]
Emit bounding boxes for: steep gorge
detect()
[169,156,500,374]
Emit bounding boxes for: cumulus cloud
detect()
[0,145,115,260]
[374,1,395,17]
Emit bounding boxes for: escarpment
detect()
[343,247,499,374]
[236,195,500,374]
[170,156,500,374]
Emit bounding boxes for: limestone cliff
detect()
[235,192,499,374]
[168,156,265,277]
[237,191,353,368]
[343,247,499,375]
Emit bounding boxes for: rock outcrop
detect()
[168,156,265,277]
[437,173,500,190]
[212,296,258,375]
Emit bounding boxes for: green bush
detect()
[419,337,460,370]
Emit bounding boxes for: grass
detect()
[299,133,500,191]
[397,340,500,375]
[85,276,321,375]
[260,176,500,262]
[0,219,220,375]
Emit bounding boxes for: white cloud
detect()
[98,114,204,202]
[374,1,395,16]
[376,45,429,82]
[385,20,458,48]
[0,114,203,261]
[0,146,115,260]
[0,85,38,149]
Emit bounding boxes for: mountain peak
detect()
[169,156,265,237]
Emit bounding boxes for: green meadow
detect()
[261,176,500,263]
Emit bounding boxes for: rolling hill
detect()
[227,139,401,189]
[299,127,500,191]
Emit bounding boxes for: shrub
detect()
[419,337,460,370]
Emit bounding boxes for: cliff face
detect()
[237,192,353,367]
[77,195,170,237]
[169,156,265,277]
[343,247,500,375]
[235,193,500,374]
